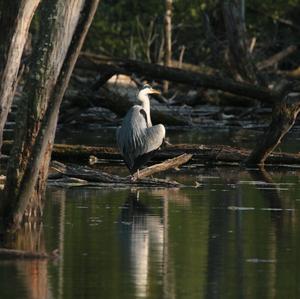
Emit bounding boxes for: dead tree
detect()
[0,0,40,155]
[2,0,99,228]
[246,81,300,166]
[163,0,172,93]
[222,0,258,83]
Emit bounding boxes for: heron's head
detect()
[138,84,161,98]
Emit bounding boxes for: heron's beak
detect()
[149,88,161,95]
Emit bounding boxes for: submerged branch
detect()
[0,248,58,259]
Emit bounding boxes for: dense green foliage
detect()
[83,0,300,69]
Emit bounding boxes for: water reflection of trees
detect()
[2,178,299,299]
[0,188,66,299]
[205,166,300,299]
[0,224,53,299]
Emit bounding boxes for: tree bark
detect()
[3,0,99,227]
[0,0,40,155]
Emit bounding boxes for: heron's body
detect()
[116,85,166,174]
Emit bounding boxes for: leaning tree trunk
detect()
[163,0,172,93]
[222,0,257,83]
[0,0,40,156]
[2,0,100,228]
[245,82,300,166]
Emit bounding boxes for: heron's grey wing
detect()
[116,105,148,169]
[142,124,166,154]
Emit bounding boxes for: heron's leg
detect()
[130,169,139,182]
[130,175,137,182]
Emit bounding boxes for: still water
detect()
[1,127,300,299]
[1,169,300,298]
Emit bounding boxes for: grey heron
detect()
[116,84,166,176]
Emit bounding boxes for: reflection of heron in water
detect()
[119,190,164,298]
[116,84,166,178]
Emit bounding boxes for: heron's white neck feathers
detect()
[138,91,152,126]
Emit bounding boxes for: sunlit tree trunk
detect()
[163,0,172,93]
[0,0,40,156]
[2,0,100,228]
[222,0,257,83]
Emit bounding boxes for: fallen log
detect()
[50,161,180,187]
[64,86,191,126]
[4,141,300,166]
[76,55,276,102]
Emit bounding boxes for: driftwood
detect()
[132,153,192,180]
[0,248,58,259]
[76,55,276,102]
[50,161,181,187]
[257,45,299,71]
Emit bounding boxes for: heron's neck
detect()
[139,93,152,126]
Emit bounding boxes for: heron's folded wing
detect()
[142,124,166,154]
[116,106,148,167]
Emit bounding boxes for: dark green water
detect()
[1,167,300,299]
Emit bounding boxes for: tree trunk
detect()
[2,0,99,228]
[222,0,258,83]
[0,0,40,155]
[163,0,172,93]
[246,83,300,165]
